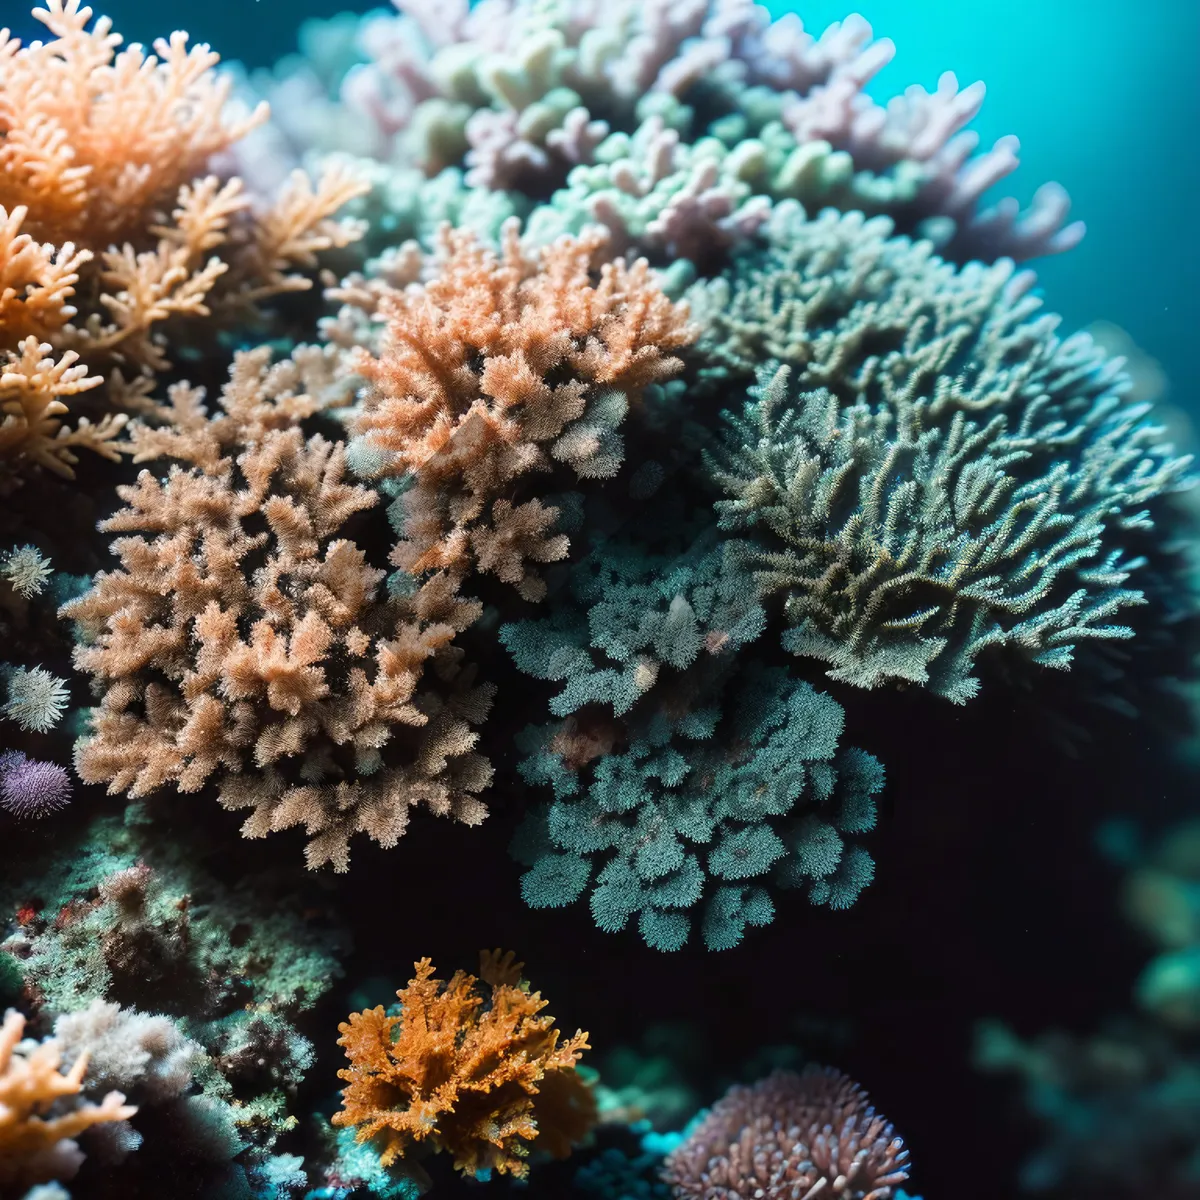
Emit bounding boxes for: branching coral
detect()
[333,950,595,1180]
[64,352,493,871]
[0,1007,137,1190]
[702,207,1192,703]
[662,1067,910,1200]
[353,219,695,600]
[0,2,368,486]
[0,0,265,248]
[247,0,1081,267]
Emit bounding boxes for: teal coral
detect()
[511,658,882,951]
[704,207,1192,702]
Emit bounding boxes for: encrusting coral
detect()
[0,1007,137,1190]
[662,1067,910,1200]
[63,352,493,872]
[333,950,595,1182]
[702,206,1193,703]
[353,219,696,601]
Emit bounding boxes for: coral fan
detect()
[64,357,493,870]
[354,220,695,599]
[333,950,595,1180]
[662,1067,910,1200]
[704,206,1192,702]
[0,1007,137,1190]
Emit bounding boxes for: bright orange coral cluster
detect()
[333,950,595,1179]
[356,220,696,600]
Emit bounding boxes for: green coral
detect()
[704,207,1193,702]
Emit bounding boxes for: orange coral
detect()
[0,1007,137,1189]
[0,3,367,483]
[0,0,265,249]
[333,951,595,1180]
[355,220,696,600]
[63,351,492,871]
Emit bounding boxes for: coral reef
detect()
[662,1066,910,1199]
[0,0,1193,1194]
[333,950,595,1182]
[243,0,1082,268]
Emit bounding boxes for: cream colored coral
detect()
[0,1008,137,1188]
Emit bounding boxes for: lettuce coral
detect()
[703,206,1192,703]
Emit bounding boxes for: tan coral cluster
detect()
[64,352,493,871]
[0,0,365,482]
[333,951,595,1180]
[356,219,696,600]
[0,1007,137,1189]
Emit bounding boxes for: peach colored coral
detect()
[0,1007,137,1189]
[333,951,595,1179]
[356,220,696,600]
[0,3,367,484]
[64,352,492,871]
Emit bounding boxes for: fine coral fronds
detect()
[0,0,267,249]
[0,334,119,479]
[332,952,594,1179]
[65,391,493,871]
[355,220,696,598]
[0,1007,137,1189]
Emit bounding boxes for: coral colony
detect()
[0,0,1193,1197]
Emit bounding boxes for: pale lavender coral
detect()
[662,1067,911,1200]
[0,751,73,819]
[782,64,1086,261]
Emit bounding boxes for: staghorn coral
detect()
[353,219,695,600]
[64,371,493,869]
[0,1007,137,1190]
[662,1067,910,1200]
[333,950,595,1182]
[0,0,264,249]
[702,206,1192,703]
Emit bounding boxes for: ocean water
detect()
[0,3,1198,1199]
